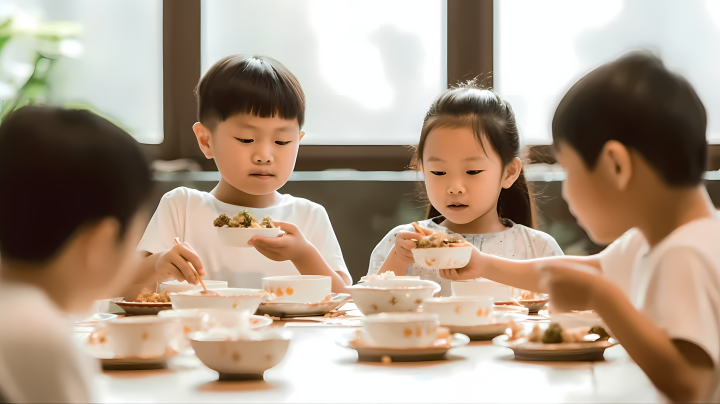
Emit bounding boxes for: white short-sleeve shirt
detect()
[138,187,351,288]
[0,282,98,403]
[600,218,720,403]
[368,218,564,296]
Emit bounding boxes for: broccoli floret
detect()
[235,210,255,228]
[542,323,564,344]
[213,214,230,227]
[260,216,275,228]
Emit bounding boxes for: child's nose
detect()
[448,183,465,194]
[252,150,273,164]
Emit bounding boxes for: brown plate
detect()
[114,301,173,315]
[338,333,470,362]
[495,299,549,313]
[257,293,350,317]
[493,335,618,361]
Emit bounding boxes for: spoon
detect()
[173,237,218,296]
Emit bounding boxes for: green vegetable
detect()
[589,326,610,341]
[213,213,230,227]
[542,323,564,344]
[235,210,255,228]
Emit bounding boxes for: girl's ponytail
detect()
[497,169,536,229]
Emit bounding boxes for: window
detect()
[201,0,447,145]
[495,0,720,144]
[0,0,163,144]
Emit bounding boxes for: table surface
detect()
[88,313,663,404]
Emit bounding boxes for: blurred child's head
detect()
[192,55,305,196]
[552,51,707,243]
[412,82,535,228]
[0,107,152,311]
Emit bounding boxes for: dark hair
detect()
[0,106,153,264]
[411,82,536,228]
[553,51,707,186]
[195,55,305,129]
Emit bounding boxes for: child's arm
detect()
[249,221,351,292]
[440,247,601,292]
[540,261,714,402]
[376,230,425,276]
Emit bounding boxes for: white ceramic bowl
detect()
[106,316,178,358]
[159,280,228,294]
[170,288,264,312]
[422,296,495,326]
[348,279,441,315]
[451,279,521,301]
[189,330,291,378]
[159,309,272,332]
[217,227,280,248]
[411,246,472,270]
[362,312,439,348]
[262,275,331,303]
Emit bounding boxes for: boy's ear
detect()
[299,130,305,141]
[501,157,523,189]
[193,122,214,159]
[82,218,121,275]
[598,140,632,191]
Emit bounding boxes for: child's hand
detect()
[439,247,485,280]
[392,231,425,265]
[536,261,605,312]
[248,221,310,262]
[155,242,205,284]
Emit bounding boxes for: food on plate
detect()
[542,323,564,344]
[520,322,612,344]
[213,210,275,229]
[134,288,171,303]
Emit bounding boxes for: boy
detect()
[0,107,152,402]
[137,55,351,292]
[439,52,720,402]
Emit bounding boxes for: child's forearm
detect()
[377,247,409,276]
[474,250,601,292]
[591,281,712,402]
[293,245,351,293]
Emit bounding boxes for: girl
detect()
[367,82,563,296]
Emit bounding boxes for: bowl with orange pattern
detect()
[422,296,495,326]
[261,275,332,303]
[169,288,265,312]
[362,313,440,348]
[348,279,441,315]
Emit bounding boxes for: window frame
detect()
[154,0,720,170]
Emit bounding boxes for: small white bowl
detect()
[422,296,494,326]
[106,316,178,358]
[362,312,439,348]
[158,309,272,332]
[170,288,264,312]
[262,275,331,303]
[451,279,521,301]
[159,280,228,294]
[411,246,472,270]
[189,330,291,379]
[217,227,280,248]
[348,279,441,315]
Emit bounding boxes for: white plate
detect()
[257,294,350,317]
[77,334,176,370]
[492,305,529,315]
[70,312,118,325]
[115,301,173,315]
[338,332,470,362]
[492,335,618,361]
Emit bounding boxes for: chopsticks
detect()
[173,237,208,292]
[412,222,429,236]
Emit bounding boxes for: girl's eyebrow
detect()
[427,156,444,162]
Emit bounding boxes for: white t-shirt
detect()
[368,218,564,296]
[0,282,97,403]
[600,218,720,403]
[138,187,351,288]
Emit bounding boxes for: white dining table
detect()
[90,318,663,403]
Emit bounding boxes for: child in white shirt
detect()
[441,52,720,402]
[368,83,562,296]
[0,107,152,403]
[137,55,351,291]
